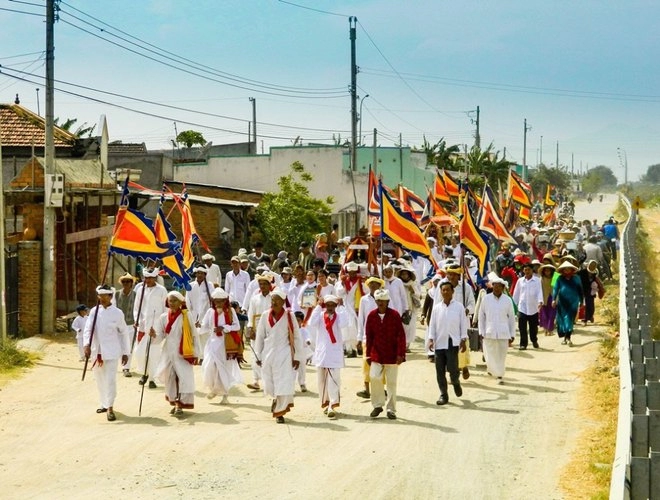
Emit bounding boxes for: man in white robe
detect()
[154,291,200,416]
[254,288,305,424]
[133,268,167,389]
[336,261,366,358]
[186,266,214,354]
[83,285,130,422]
[478,277,516,384]
[308,295,347,418]
[202,253,222,287]
[245,273,274,391]
[383,265,408,318]
[200,288,242,403]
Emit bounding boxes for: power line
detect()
[58,2,347,96]
[0,69,348,142]
[0,6,44,16]
[277,0,348,18]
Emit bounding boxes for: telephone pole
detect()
[349,16,359,234]
[249,97,256,154]
[475,105,480,149]
[522,119,531,181]
[42,0,57,334]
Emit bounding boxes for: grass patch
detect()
[0,339,37,374]
[636,223,660,340]
[560,271,620,499]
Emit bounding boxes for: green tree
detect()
[458,143,514,192]
[529,164,572,196]
[54,117,96,138]
[176,130,207,148]
[640,163,660,184]
[414,136,461,169]
[582,165,618,193]
[253,162,334,253]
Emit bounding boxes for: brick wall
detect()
[18,241,43,336]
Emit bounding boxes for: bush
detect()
[0,340,34,372]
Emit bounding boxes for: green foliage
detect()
[457,143,514,192]
[640,163,660,184]
[54,117,96,138]
[582,165,618,193]
[529,164,572,195]
[414,136,461,169]
[176,130,207,148]
[0,340,34,372]
[253,162,334,254]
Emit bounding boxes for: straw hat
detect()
[556,261,578,272]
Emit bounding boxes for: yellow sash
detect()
[181,309,195,361]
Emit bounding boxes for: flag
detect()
[108,177,176,260]
[544,184,556,207]
[519,205,531,221]
[442,169,461,198]
[459,192,489,276]
[507,170,532,208]
[398,185,425,221]
[367,167,382,236]
[380,181,434,259]
[433,170,451,204]
[543,205,558,226]
[153,186,191,290]
[179,186,199,272]
[477,186,517,245]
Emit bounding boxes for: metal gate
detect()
[5,244,19,337]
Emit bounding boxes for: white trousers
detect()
[93,358,119,409]
[482,338,509,378]
[369,362,399,412]
[317,367,341,409]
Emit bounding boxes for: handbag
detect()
[224,331,244,359]
[401,311,412,325]
[578,304,586,321]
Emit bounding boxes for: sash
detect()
[166,308,195,364]
[214,308,242,346]
[268,308,296,361]
[323,312,337,344]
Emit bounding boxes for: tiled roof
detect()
[0,104,76,147]
[108,141,147,154]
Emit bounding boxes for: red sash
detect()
[323,312,337,344]
[343,276,360,292]
[268,308,285,327]
[214,308,241,345]
[165,309,181,334]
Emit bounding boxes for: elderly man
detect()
[154,291,200,416]
[427,279,468,405]
[200,287,242,404]
[83,285,130,422]
[202,253,222,287]
[133,267,168,389]
[308,295,348,418]
[245,273,274,391]
[254,288,305,424]
[479,276,516,385]
[186,266,215,354]
[365,289,406,420]
[512,261,544,350]
[114,272,136,377]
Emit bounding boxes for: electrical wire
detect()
[58,2,347,96]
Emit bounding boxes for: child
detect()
[294,311,314,392]
[71,304,89,361]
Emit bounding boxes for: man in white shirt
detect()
[382,265,409,318]
[512,262,544,350]
[479,277,516,384]
[225,256,251,306]
[202,253,222,287]
[426,279,468,405]
[245,273,274,391]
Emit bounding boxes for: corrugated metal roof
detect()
[34,157,115,186]
[136,190,258,207]
[0,104,76,147]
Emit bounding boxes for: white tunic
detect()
[186,279,214,324]
[478,293,516,340]
[255,309,305,397]
[83,305,130,359]
[204,263,222,287]
[356,294,377,343]
[512,275,544,316]
[384,277,408,315]
[200,307,243,392]
[426,299,468,350]
[154,310,200,395]
[247,292,272,329]
[308,305,347,368]
[133,282,168,334]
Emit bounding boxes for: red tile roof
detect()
[0,104,76,147]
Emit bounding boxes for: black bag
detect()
[467,327,481,352]
[401,311,412,325]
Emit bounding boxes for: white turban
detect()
[167,291,185,302]
[271,288,287,300]
[374,289,390,301]
[142,267,159,278]
[211,288,229,300]
[95,285,115,295]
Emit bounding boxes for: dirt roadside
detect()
[0,196,618,500]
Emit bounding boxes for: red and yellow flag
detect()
[443,169,461,198]
[433,170,451,203]
[459,192,489,276]
[380,182,433,259]
[507,170,532,208]
[544,184,556,207]
[477,186,516,245]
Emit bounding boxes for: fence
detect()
[610,197,660,499]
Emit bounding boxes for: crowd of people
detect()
[75,213,615,423]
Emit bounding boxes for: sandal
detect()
[107,411,116,422]
[174,407,183,416]
[96,407,107,413]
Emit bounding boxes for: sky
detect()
[1,0,659,182]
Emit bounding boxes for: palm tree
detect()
[414,136,461,169]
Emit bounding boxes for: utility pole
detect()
[399,132,403,181]
[540,135,543,165]
[0,119,6,340]
[349,17,359,234]
[42,0,57,334]
[372,128,378,175]
[522,118,531,182]
[36,88,40,116]
[249,97,256,154]
[475,105,480,149]
[556,141,559,171]
[571,153,574,176]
